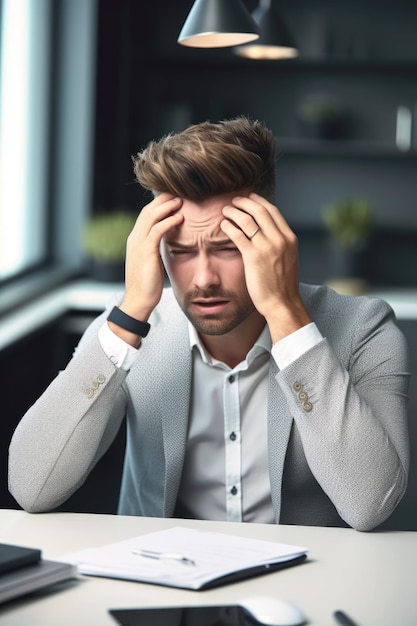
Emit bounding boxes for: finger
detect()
[221,203,262,241]
[220,217,255,252]
[139,194,183,228]
[222,196,276,240]
[232,193,294,237]
[131,196,183,242]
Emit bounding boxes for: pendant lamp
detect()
[234,0,298,59]
[178,0,260,48]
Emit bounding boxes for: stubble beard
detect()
[177,288,256,336]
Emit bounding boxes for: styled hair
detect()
[133,116,277,202]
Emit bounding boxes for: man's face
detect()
[161,193,257,337]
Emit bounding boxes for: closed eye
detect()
[168,248,195,258]
[165,241,240,258]
[214,246,240,256]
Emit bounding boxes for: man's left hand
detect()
[221,193,312,343]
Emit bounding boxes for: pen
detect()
[132,549,196,566]
[334,610,358,626]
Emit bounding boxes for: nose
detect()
[193,252,220,291]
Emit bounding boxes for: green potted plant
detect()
[297,93,348,139]
[82,210,136,282]
[322,196,374,294]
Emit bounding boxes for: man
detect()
[9,117,409,531]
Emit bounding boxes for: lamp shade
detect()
[178,0,260,48]
[234,0,298,59]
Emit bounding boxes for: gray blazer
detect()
[9,284,410,531]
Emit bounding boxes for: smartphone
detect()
[110,605,258,626]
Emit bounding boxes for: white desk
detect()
[0,510,416,626]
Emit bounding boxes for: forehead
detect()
[165,193,238,243]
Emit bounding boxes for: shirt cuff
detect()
[271,322,323,370]
[98,321,139,371]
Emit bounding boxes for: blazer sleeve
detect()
[275,296,410,531]
[8,316,128,513]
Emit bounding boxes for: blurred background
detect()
[0,0,416,527]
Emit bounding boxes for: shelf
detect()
[0,279,123,353]
[1,280,416,355]
[153,52,417,73]
[276,138,417,158]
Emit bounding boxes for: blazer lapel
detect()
[160,316,192,517]
[267,357,293,523]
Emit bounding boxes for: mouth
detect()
[190,299,230,315]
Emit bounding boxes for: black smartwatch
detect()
[107,306,151,337]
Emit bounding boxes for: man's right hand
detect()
[108,194,183,346]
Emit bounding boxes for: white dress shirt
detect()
[98,319,323,523]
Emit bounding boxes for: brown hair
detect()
[133,116,277,203]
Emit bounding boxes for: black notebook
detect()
[0,559,77,605]
[0,544,41,576]
[0,543,77,605]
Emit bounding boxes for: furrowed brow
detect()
[165,241,195,250]
[209,239,235,248]
[165,239,234,250]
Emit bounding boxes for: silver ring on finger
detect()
[248,226,260,240]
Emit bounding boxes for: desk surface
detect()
[0,510,416,626]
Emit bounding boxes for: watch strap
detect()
[107,306,151,337]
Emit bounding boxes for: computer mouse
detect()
[239,595,307,626]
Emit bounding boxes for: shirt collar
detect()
[188,321,272,367]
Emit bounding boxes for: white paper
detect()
[64,527,308,590]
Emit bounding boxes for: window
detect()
[0,0,97,304]
[0,0,52,280]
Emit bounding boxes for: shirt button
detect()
[228,375,235,383]
[230,432,237,441]
[230,486,238,496]
[293,381,302,392]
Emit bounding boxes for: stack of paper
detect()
[65,527,308,590]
